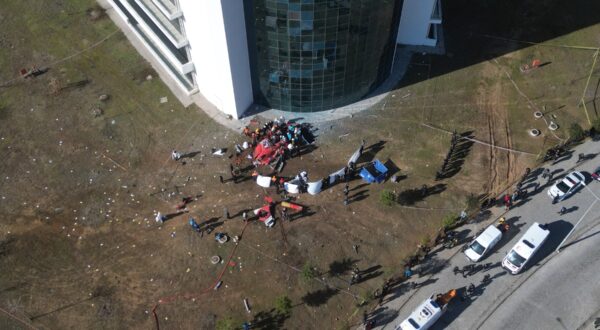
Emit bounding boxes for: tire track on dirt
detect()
[485,93,498,193]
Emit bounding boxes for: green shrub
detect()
[420,235,431,247]
[300,262,318,282]
[357,290,373,306]
[442,213,458,229]
[568,123,585,141]
[592,117,600,134]
[216,317,237,330]
[465,194,479,212]
[380,190,396,206]
[275,295,292,315]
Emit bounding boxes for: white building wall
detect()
[397,0,439,47]
[178,0,253,119]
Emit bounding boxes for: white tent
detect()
[307,180,323,195]
[347,144,363,165]
[284,182,300,194]
[329,167,346,184]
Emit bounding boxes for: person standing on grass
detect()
[155,212,165,224]
[171,150,181,161]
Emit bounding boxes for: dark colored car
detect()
[592,166,600,181]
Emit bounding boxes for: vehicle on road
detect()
[502,222,550,274]
[395,289,456,330]
[592,166,600,181]
[464,220,509,262]
[547,171,586,202]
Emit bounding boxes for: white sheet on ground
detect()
[256,175,272,188]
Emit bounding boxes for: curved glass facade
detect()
[246,0,403,112]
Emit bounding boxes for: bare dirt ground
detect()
[1,0,599,329]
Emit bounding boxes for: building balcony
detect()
[109,0,196,90]
[430,0,442,23]
[151,0,182,20]
[426,23,440,46]
[135,0,187,48]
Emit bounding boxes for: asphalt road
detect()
[376,139,600,330]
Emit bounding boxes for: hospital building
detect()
[104,0,442,118]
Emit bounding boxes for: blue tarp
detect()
[359,159,388,183]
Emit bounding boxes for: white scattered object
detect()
[160,96,168,104]
[256,175,272,188]
[244,298,251,313]
[212,148,225,156]
[214,281,223,290]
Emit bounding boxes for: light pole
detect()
[556,199,597,253]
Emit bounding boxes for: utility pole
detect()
[579,49,599,126]
[556,199,597,253]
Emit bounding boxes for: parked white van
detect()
[502,222,550,274]
[464,224,503,262]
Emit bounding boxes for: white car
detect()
[464,225,503,262]
[547,171,586,202]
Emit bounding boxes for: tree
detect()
[465,193,479,212]
[592,117,600,135]
[300,262,318,283]
[568,123,585,141]
[216,317,237,330]
[274,295,292,315]
[379,189,396,206]
[442,213,458,229]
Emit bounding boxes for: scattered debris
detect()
[215,233,228,243]
[160,96,168,104]
[214,281,222,290]
[98,94,110,102]
[91,107,103,117]
[212,148,226,156]
[243,298,251,313]
[87,6,106,21]
[48,77,61,95]
[20,66,49,79]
